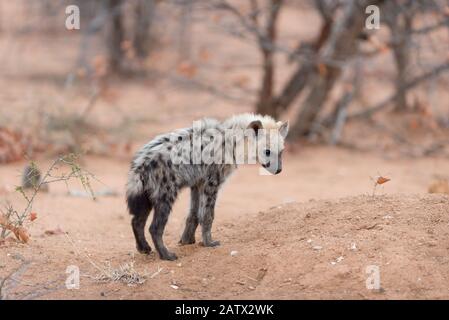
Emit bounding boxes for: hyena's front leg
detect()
[179,186,200,245]
[199,186,220,247]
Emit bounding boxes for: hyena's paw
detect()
[179,235,196,245]
[201,240,221,247]
[160,251,178,261]
[137,244,152,255]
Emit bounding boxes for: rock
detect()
[230,250,238,257]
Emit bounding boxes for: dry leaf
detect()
[376,176,391,185]
[76,68,87,78]
[409,118,420,130]
[120,40,132,51]
[30,212,38,222]
[16,227,30,243]
[12,226,29,243]
[212,14,222,23]
[369,36,390,54]
[198,48,210,62]
[177,61,197,78]
[0,214,7,226]
[378,44,390,54]
[0,216,30,243]
[44,228,65,236]
[317,63,327,77]
[232,75,250,88]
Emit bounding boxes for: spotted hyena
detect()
[126,113,289,260]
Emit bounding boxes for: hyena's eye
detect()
[264,149,271,157]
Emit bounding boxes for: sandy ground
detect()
[1,147,449,299]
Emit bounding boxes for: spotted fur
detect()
[126,113,289,260]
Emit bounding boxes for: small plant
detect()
[371,175,391,196]
[0,154,95,244]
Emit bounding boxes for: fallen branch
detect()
[0,254,31,300]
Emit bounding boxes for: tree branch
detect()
[349,61,449,119]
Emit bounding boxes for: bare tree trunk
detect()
[257,0,333,118]
[390,11,413,112]
[107,0,125,73]
[288,0,385,140]
[256,0,283,117]
[329,88,352,145]
[289,66,341,139]
[133,0,155,59]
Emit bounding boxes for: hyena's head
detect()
[247,119,289,175]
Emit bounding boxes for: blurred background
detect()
[0,0,448,163]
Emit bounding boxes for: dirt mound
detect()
[159,193,449,300]
[229,194,449,299]
[2,193,449,299]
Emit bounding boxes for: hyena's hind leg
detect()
[150,200,178,260]
[127,192,153,254]
[179,186,200,245]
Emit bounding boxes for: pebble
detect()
[230,250,238,257]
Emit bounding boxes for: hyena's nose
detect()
[275,168,282,174]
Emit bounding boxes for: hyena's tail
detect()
[126,170,152,217]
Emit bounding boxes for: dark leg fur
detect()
[127,192,152,254]
[200,188,220,247]
[179,186,200,245]
[150,202,177,260]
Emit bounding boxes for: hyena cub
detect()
[126,113,289,260]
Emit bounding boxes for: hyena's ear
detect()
[278,121,289,138]
[247,120,263,136]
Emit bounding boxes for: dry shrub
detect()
[0,155,95,243]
